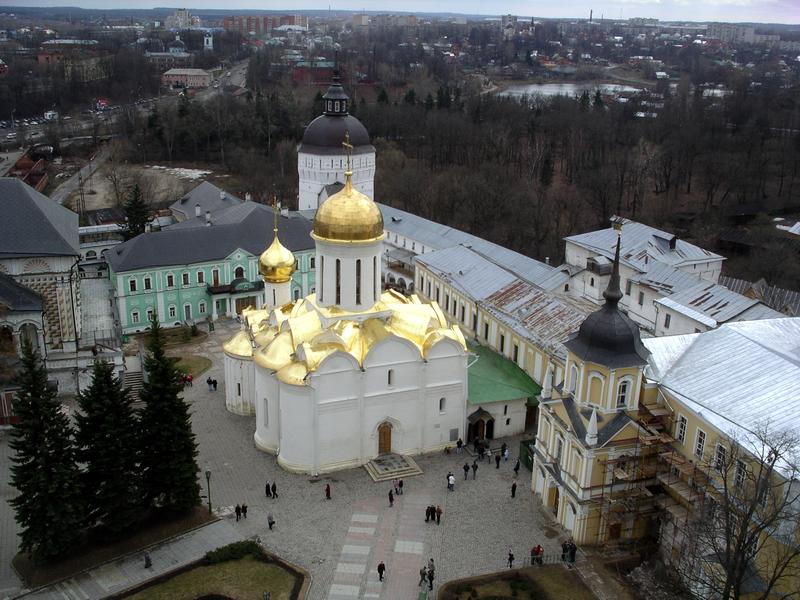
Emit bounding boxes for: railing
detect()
[529,552,578,566]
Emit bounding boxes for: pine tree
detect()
[9,341,84,561]
[75,360,143,538]
[122,184,149,240]
[138,317,200,512]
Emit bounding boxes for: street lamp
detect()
[205,470,212,514]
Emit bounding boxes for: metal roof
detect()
[169,181,245,221]
[415,245,519,301]
[467,342,541,405]
[632,262,705,295]
[0,273,42,312]
[719,275,800,317]
[565,217,724,273]
[0,177,79,258]
[655,281,782,325]
[642,318,800,466]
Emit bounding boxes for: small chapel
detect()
[223,158,469,474]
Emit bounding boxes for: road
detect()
[49,146,110,206]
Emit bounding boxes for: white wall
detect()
[316,238,382,312]
[223,354,255,415]
[298,149,376,211]
[254,367,280,453]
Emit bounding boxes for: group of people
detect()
[561,539,578,566]
[181,373,193,387]
[446,472,456,491]
[391,478,404,495]
[417,558,436,590]
[425,504,443,525]
[234,503,248,521]
[205,377,219,391]
[265,479,279,498]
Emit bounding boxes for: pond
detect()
[501,82,643,99]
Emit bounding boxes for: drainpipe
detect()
[69,256,81,394]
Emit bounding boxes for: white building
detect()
[224,168,469,474]
[297,74,375,211]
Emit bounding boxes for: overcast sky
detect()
[5,0,798,24]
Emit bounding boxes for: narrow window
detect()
[435,287,440,302]
[146,307,154,321]
[293,288,300,300]
[500,334,505,353]
[167,274,175,287]
[184,304,191,320]
[237,383,241,396]
[129,279,137,292]
[676,415,687,443]
[197,271,205,284]
[182,272,190,286]
[212,269,219,285]
[503,404,508,416]
[694,429,706,458]
[335,259,341,305]
[556,436,564,465]
[714,444,726,472]
[664,314,671,329]
[461,305,465,323]
[513,344,519,364]
[472,313,477,331]
[169,305,176,318]
[590,277,594,287]
[439,397,446,413]
[310,257,315,269]
[484,322,489,340]
[144,276,152,291]
[625,279,632,295]
[570,365,578,393]
[199,301,206,314]
[131,310,140,323]
[638,291,644,306]
[235,266,244,279]
[735,459,747,488]
[616,380,629,407]
[426,281,431,296]
[320,256,324,301]
[356,259,361,304]
[388,369,394,386]
[445,293,449,311]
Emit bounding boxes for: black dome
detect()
[563,232,649,368]
[301,114,371,148]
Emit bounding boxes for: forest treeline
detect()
[114,72,799,285]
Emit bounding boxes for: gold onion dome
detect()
[259,206,296,283]
[312,171,384,242]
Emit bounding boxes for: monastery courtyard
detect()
[0,318,568,600]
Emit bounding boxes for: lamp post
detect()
[205,470,212,514]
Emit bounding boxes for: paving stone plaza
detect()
[0,319,569,599]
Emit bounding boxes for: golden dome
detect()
[312,171,384,243]
[259,227,295,284]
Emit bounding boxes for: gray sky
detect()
[5,0,799,24]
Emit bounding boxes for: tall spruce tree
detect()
[75,360,143,538]
[122,184,149,240]
[138,317,200,512]
[9,341,84,561]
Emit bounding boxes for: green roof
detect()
[467,342,542,405]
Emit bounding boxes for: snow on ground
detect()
[146,165,213,180]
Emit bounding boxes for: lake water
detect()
[501,82,643,98]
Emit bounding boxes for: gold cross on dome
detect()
[342,131,353,172]
[271,194,278,233]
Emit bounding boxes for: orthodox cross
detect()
[271,195,279,233]
[342,131,353,172]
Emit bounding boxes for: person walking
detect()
[501,442,507,456]
[234,504,241,522]
[265,479,272,498]
[504,448,510,461]
[187,374,193,387]
[271,482,277,498]
[561,540,569,562]
[511,482,517,498]
[495,453,501,469]
[425,505,431,522]
[377,561,386,582]
[428,558,435,573]
[389,490,394,507]
[392,478,399,495]
[144,552,152,568]
[398,479,404,495]
[427,568,435,591]
[513,458,520,476]
[485,446,491,463]
[533,544,543,565]
[471,461,478,479]
[435,504,442,525]
[206,377,213,391]
[241,503,248,518]
[456,438,463,454]
[508,549,515,569]
[568,540,577,565]
[267,511,275,530]
[447,473,455,491]
[463,462,470,480]
[325,483,331,500]
[418,566,428,586]
[212,379,218,391]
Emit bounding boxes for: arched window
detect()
[387,369,394,386]
[19,323,39,352]
[335,259,341,305]
[86,250,97,260]
[235,266,245,279]
[355,259,361,304]
[439,397,446,413]
[617,380,631,407]
[569,365,579,394]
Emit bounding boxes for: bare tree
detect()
[675,422,800,600]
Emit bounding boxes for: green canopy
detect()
[467,342,542,406]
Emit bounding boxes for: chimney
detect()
[145,222,152,233]
[541,364,553,400]
[205,210,211,226]
[545,256,550,265]
[245,192,252,202]
[669,236,677,250]
[194,203,201,218]
[220,190,226,201]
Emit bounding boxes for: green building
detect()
[107,201,315,333]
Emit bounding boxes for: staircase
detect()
[123,370,144,404]
[364,454,423,482]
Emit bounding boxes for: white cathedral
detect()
[223,78,469,474]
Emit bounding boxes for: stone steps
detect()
[123,370,144,403]
[364,454,423,482]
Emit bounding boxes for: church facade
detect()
[224,165,469,474]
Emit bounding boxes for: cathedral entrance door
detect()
[476,420,485,440]
[235,296,255,314]
[378,422,392,454]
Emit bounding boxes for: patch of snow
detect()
[146,165,213,180]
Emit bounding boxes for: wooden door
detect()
[476,420,485,440]
[609,523,622,539]
[236,297,255,314]
[378,423,392,454]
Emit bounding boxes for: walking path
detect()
[16,521,243,600]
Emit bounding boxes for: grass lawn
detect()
[14,507,216,588]
[175,355,212,377]
[440,565,595,600]
[137,327,208,348]
[125,555,298,600]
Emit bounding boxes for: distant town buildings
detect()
[145,34,193,71]
[161,68,212,90]
[707,22,780,46]
[222,14,308,36]
[165,8,192,30]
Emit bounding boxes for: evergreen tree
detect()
[75,360,143,538]
[138,317,200,512]
[424,93,435,111]
[122,184,149,240]
[376,88,389,105]
[403,88,417,105]
[9,341,84,561]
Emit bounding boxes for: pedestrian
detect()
[389,490,394,507]
[501,442,507,456]
[235,504,241,522]
[144,552,152,568]
[392,478,399,495]
[485,446,491,463]
[425,505,431,522]
[456,438,463,454]
[242,503,248,518]
[435,504,442,525]
[504,448,510,461]
[267,511,275,530]
[513,458,520,476]
[533,544,544,565]
[427,568,434,590]
[495,453,501,469]
[418,566,428,586]
[448,473,455,491]
[271,482,277,498]
[508,549,515,568]
[206,376,213,391]
[511,482,517,498]
[568,540,577,564]
[463,462,470,480]
[472,461,478,479]
[266,479,272,498]
[561,540,569,562]
[325,483,331,500]
[377,561,386,582]
[398,479,404,495]
[428,558,435,573]
[212,379,218,391]
[187,373,193,387]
